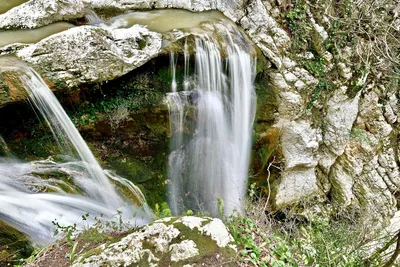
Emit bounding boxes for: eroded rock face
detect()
[17,25,162,87]
[274,120,319,207]
[72,216,236,267]
[326,85,399,225]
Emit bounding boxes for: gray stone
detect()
[274,120,319,207]
[319,87,361,173]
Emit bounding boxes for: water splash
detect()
[167,32,256,217]
[0,62,151,244]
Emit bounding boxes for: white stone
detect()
[282,57,297,69]
[323,87,361,156]
[384,103,397,124]
[274,120,319,207]
[200,218,234,248]
[281,120,318,169]
[275,168,318,207]
[240,0,290,69]
[278,91,303,118]
[294,80,306,90]
[283,72,297,83]
[170,240,199,262]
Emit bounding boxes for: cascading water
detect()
[0,62,151,244]
[167,31,256,217]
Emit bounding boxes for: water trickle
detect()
[167,31,256,217]
[0,62,151,244]
[85,10,105,25]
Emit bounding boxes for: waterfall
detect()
[170,51,177,93]
[183,40,190,91]
[0,63,151,244]
[167,34,256,217]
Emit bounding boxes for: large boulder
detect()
[17,25,162,87]
[0,0,85,29]
[71,216,236,266]
[26,216,236,267]
[72,216,236,266]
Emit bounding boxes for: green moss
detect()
[254,80,278,124]
[302,56,326,78]
[306,79,334,109]
[286,0,312,53]
[0,221,34,265]
[76,247,102,263]
[0,81,10,94]
[7,132,61,160]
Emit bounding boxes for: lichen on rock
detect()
[72,216,236,267]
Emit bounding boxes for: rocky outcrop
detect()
[71,216,236,267]
[17,25,162,87]
[326,85,399,225]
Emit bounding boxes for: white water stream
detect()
[0,63,151,244]
[167,33,256,217]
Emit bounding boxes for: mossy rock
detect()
[0,69,29,108]
[0,221,34,265]
[72,216,236,267]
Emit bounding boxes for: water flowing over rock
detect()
[167,34,256,217]
[0,62,151,244]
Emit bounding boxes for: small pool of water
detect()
[0,22,74,47]
[107,10,226,33]
[0,0,28,14]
